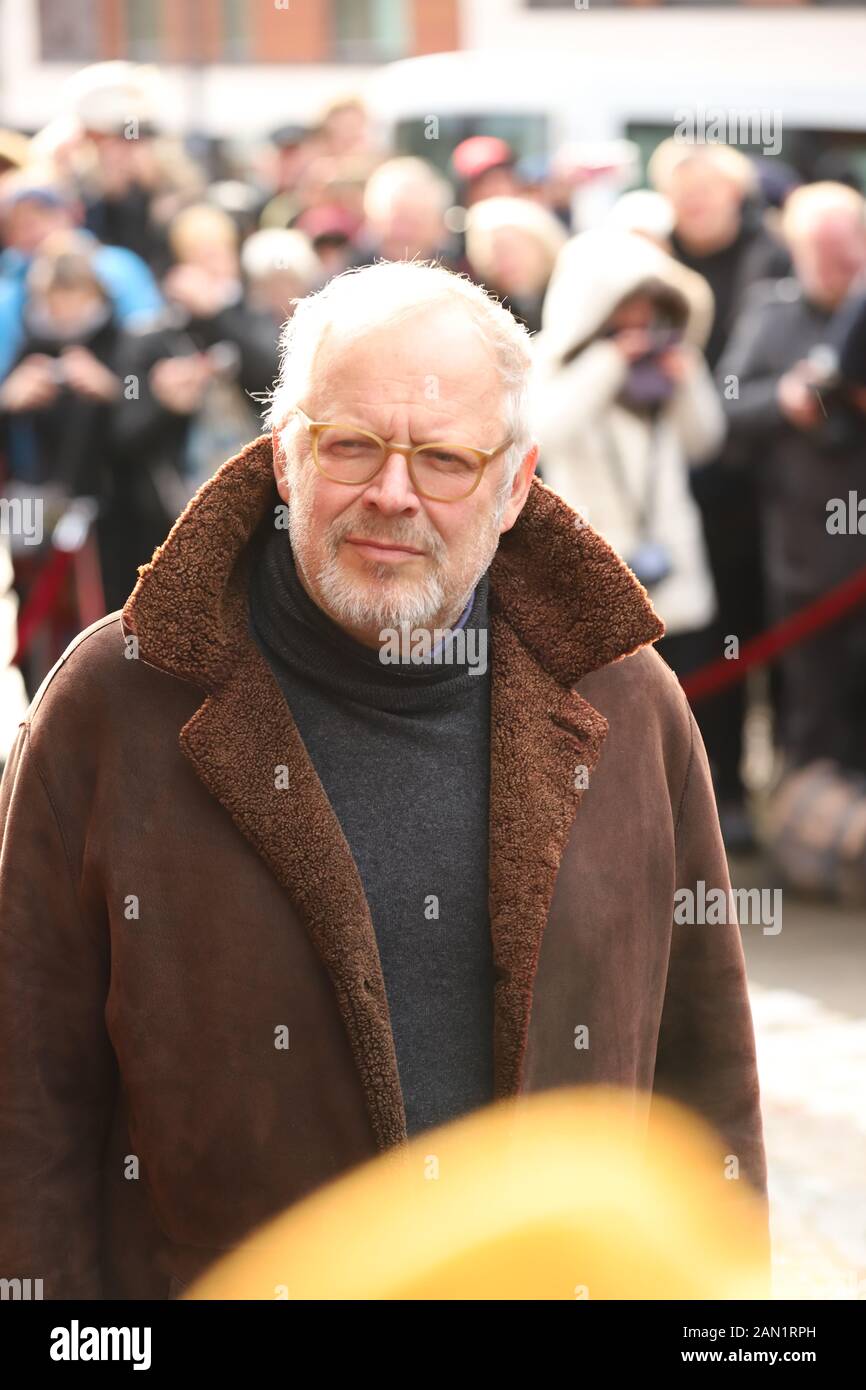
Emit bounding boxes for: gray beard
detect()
[314,547,449,630]
[283,463,510,634]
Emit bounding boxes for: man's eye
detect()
[423,450,476,471]
[328,435,374,452]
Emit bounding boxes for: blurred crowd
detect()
[2,63,866,876]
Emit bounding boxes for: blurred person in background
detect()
[718,181,866,778]
[103,208,322,606]
[158,202,280,403]
[240,228,324,327]
[163,201,244,303]
[530,229,723,682]
[286,155,368,242]
[256,123,316,230]
[649,142,790,368]
[198,178,262,249]
[0,171,163,383]
[463,195,567,335]
[649,141,791,849]
[293,202,360,280]
[55,60,205,278]
[107,204,294,604]
[513,152,573,231]
[314,95,379,165]
[450,136,520,209]
[262,97,379,245]
[78,122,202,279]
[347,157,466,271]
[0,233,129,677]
[0,232,124,496]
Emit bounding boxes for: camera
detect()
[805,345,864,450]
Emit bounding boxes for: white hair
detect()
[241,228,322,288]
[363,157,453,222]
[464,195,568,282]
[648,139,757,198]
[261,258,536,494]
[781,180,866,242]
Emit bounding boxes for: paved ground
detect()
[733,852,866,1300]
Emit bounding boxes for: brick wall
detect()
[90,0,461,65]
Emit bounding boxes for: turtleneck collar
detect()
[246,507,491,713]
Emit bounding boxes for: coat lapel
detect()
[484,479,664,1099]
[179,636,407,1150]
[487,616,609,1099]
[121,434,663,1147]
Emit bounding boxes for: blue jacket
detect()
[0,236,163,383]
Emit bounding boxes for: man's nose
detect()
[362,449,420,513]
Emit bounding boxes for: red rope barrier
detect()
[681,562,866,703]
[13,546,75,665]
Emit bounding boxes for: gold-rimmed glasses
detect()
[292,405,514,503]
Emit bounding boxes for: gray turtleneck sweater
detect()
[246,507,494,1137]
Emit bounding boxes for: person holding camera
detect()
[0,230,123,495]
[718,181,866,776]
[529,228,724,678]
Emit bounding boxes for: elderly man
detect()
[346,157,468,273]
[0,261,767,1299]
[718,182,866,775]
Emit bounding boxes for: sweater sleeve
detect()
[529,341,629,452]
[716,284,787,438]
[666,354,727,464]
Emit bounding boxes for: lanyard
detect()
[600,415,663,541]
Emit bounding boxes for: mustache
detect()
[327,511,446,560]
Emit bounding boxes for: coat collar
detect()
[121,434,663,1151]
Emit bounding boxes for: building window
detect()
[333,0,408,63]
[221,0,250,61]
[124,0,160,62]
[38,0,99,61]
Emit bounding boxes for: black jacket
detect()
[718,277,866,609]
[0,312,126,498]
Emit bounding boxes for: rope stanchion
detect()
[13,545,75,666]
[13,496,104,667]
[681,562,866,704]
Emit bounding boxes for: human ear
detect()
[498,444,539,535]
[271,424,291,504]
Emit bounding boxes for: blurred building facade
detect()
[1,0,865,156]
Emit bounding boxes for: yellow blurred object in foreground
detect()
[185,1086,769,1300]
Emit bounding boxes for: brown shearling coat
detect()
[0,435,768,1299]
